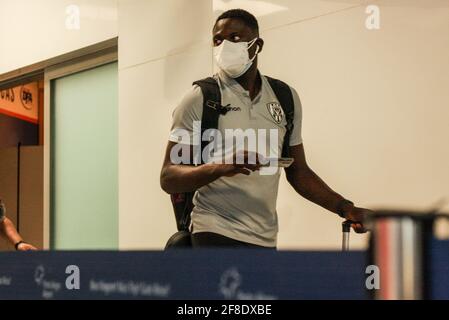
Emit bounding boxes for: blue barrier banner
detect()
[0,250,368,300]
[430,240,449,300]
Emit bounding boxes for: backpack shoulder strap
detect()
[170,77,221,233]
[265,76,295,158]
[193,77,221,163]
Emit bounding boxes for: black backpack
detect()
[165,76,295,249]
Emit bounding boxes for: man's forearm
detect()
[161,163,223,194]
[1,218,22,247]
[287,167,347,215]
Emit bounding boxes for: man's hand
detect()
[215,150,263,177]
[345,207,373,233]
[17,242,37,251]
[215,163,260,177]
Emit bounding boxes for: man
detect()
[161,9,370,248]
[0,200,37,251]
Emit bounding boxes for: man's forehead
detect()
[213,18,254,36]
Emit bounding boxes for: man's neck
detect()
[235,65,261,100]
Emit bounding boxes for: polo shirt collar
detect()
[217,70,264,101]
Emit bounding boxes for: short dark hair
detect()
[215,9,259,34]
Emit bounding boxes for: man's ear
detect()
[256,38,264,54]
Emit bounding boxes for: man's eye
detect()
[214,39,222,46]
[233,35,241,41]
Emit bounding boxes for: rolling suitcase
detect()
[342,220,352,251]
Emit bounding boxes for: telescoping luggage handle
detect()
[342,220,352,251]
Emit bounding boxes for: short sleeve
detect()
[169,85,204,145]
[289,86,303,146]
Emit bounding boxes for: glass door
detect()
[51,62,118,250]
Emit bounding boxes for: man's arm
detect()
[0,218,37,251]
[285,144,368,233]
[160,142,260,194]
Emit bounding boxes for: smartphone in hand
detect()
[261,158,294,168]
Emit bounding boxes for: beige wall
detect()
[0,0,118,74]
[118,0,214,249]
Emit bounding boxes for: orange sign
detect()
[0,82,39,124]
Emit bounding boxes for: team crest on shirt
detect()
[267,102,284,124]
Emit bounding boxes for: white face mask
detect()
[213,38,259,78]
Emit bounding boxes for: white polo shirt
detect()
[169,70,303,247]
